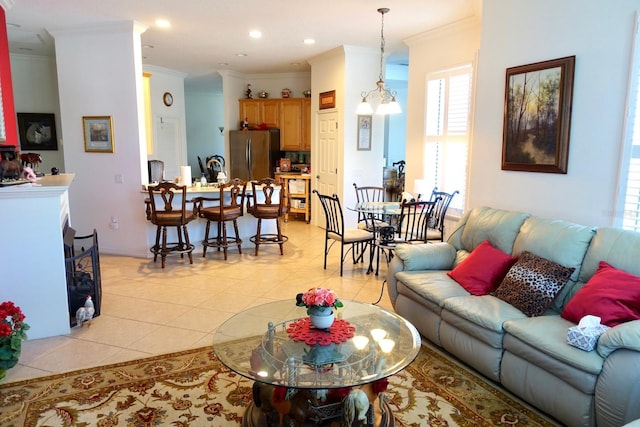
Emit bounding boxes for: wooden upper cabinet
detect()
[239,99,261,128]
[238,98,311,151]
[239,99,280,128]
[301,98,311,151]
[262,100,280,128]
[280,99,303,151]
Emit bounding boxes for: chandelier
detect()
[356,8,401,116]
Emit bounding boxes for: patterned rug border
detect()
[0,343,561,426]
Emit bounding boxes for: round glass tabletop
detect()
[212,300,421,389]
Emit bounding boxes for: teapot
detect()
[281,88,291,98]
[258,91,269,98]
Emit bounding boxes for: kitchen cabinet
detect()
[239,99,279,128]
[238,98,311,151]
[301,98,311,151]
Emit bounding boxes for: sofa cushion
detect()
[442,294,526,333]
[511,216,595,313]
[459,207,530,254]
[579,227,640,283]
[503,316,605,376]
[395,270,469,307]
[492,251,575,317]
[394,242,456,271]
[447,240,516,295]
[562,261,640,327]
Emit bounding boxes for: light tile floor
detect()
[5,220,392,383]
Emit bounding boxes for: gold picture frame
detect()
[83,116,114,153]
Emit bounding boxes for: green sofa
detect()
[386,206,640,427]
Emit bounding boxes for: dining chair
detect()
[247,177,288,255]
[193,178,246,260]
[352,183,389,231]
[146,181,195,268]
[426,188,459,242]
[374,199,439,276]
[313,190,374,276]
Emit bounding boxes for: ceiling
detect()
[4,0,479,90]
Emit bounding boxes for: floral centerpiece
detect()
[296,288,343,330]
[0,301,30,380]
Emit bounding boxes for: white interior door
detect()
[314,111,340,225]
[153,116,183,181]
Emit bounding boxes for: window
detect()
[423,64,473,211]
[619,16,640,232]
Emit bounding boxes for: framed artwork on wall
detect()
[83,116,114,153]
[502,55,575,174]
[319,90,336,110]
[17,113,58,150]
[357,115,372,151]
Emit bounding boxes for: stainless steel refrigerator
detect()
[229,129,281,181]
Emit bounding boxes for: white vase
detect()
[308,306,335,329]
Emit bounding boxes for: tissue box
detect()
[566,325,610,351]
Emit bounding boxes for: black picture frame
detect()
[502,56,575,174]
[17,113,58,151]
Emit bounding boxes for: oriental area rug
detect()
[0,344,559,427]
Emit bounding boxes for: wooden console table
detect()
[275,173,311,223]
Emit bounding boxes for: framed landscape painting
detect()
[502,56,575,174]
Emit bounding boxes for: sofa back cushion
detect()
[579,227,640,282]
[511,216,595,312]
[459,207,530,255]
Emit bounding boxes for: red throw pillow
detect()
[447,240,516,296]
[562,261,640,327]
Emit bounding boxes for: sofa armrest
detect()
[596,349,640,426]
[393,242,456,271]
[386,256,404,308]
[597,320,640,358]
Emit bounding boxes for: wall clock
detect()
[162,92,173,107]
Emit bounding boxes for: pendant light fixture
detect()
[356,7,402,116]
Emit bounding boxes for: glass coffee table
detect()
[212,300,421,426]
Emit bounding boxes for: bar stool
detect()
[247,177,288,255]
[194,178,246,260]
[146,182,195,268]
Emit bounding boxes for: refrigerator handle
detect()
[246,136,252,178]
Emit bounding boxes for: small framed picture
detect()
[319,90,336,110]
[83,116,114,153]
[17,113,58,150]
[357,115,372,151]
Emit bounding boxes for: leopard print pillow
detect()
[492,251,575,317]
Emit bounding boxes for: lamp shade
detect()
[356,101,374,115]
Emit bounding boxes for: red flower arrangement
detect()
[0,301,30,374]
[296,288,343,310]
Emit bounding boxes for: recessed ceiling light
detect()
[236,53,248,57]
[303,38,315,45]
[249,30,262,39]
[218,62,229,66]
[19,47,33,51]
[155,19,171,28]
[290,62,301,67]
[7,23,21,28]
[142,44,155,49]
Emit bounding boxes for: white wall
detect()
[470,0,637,227]
[10,54,64,173]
